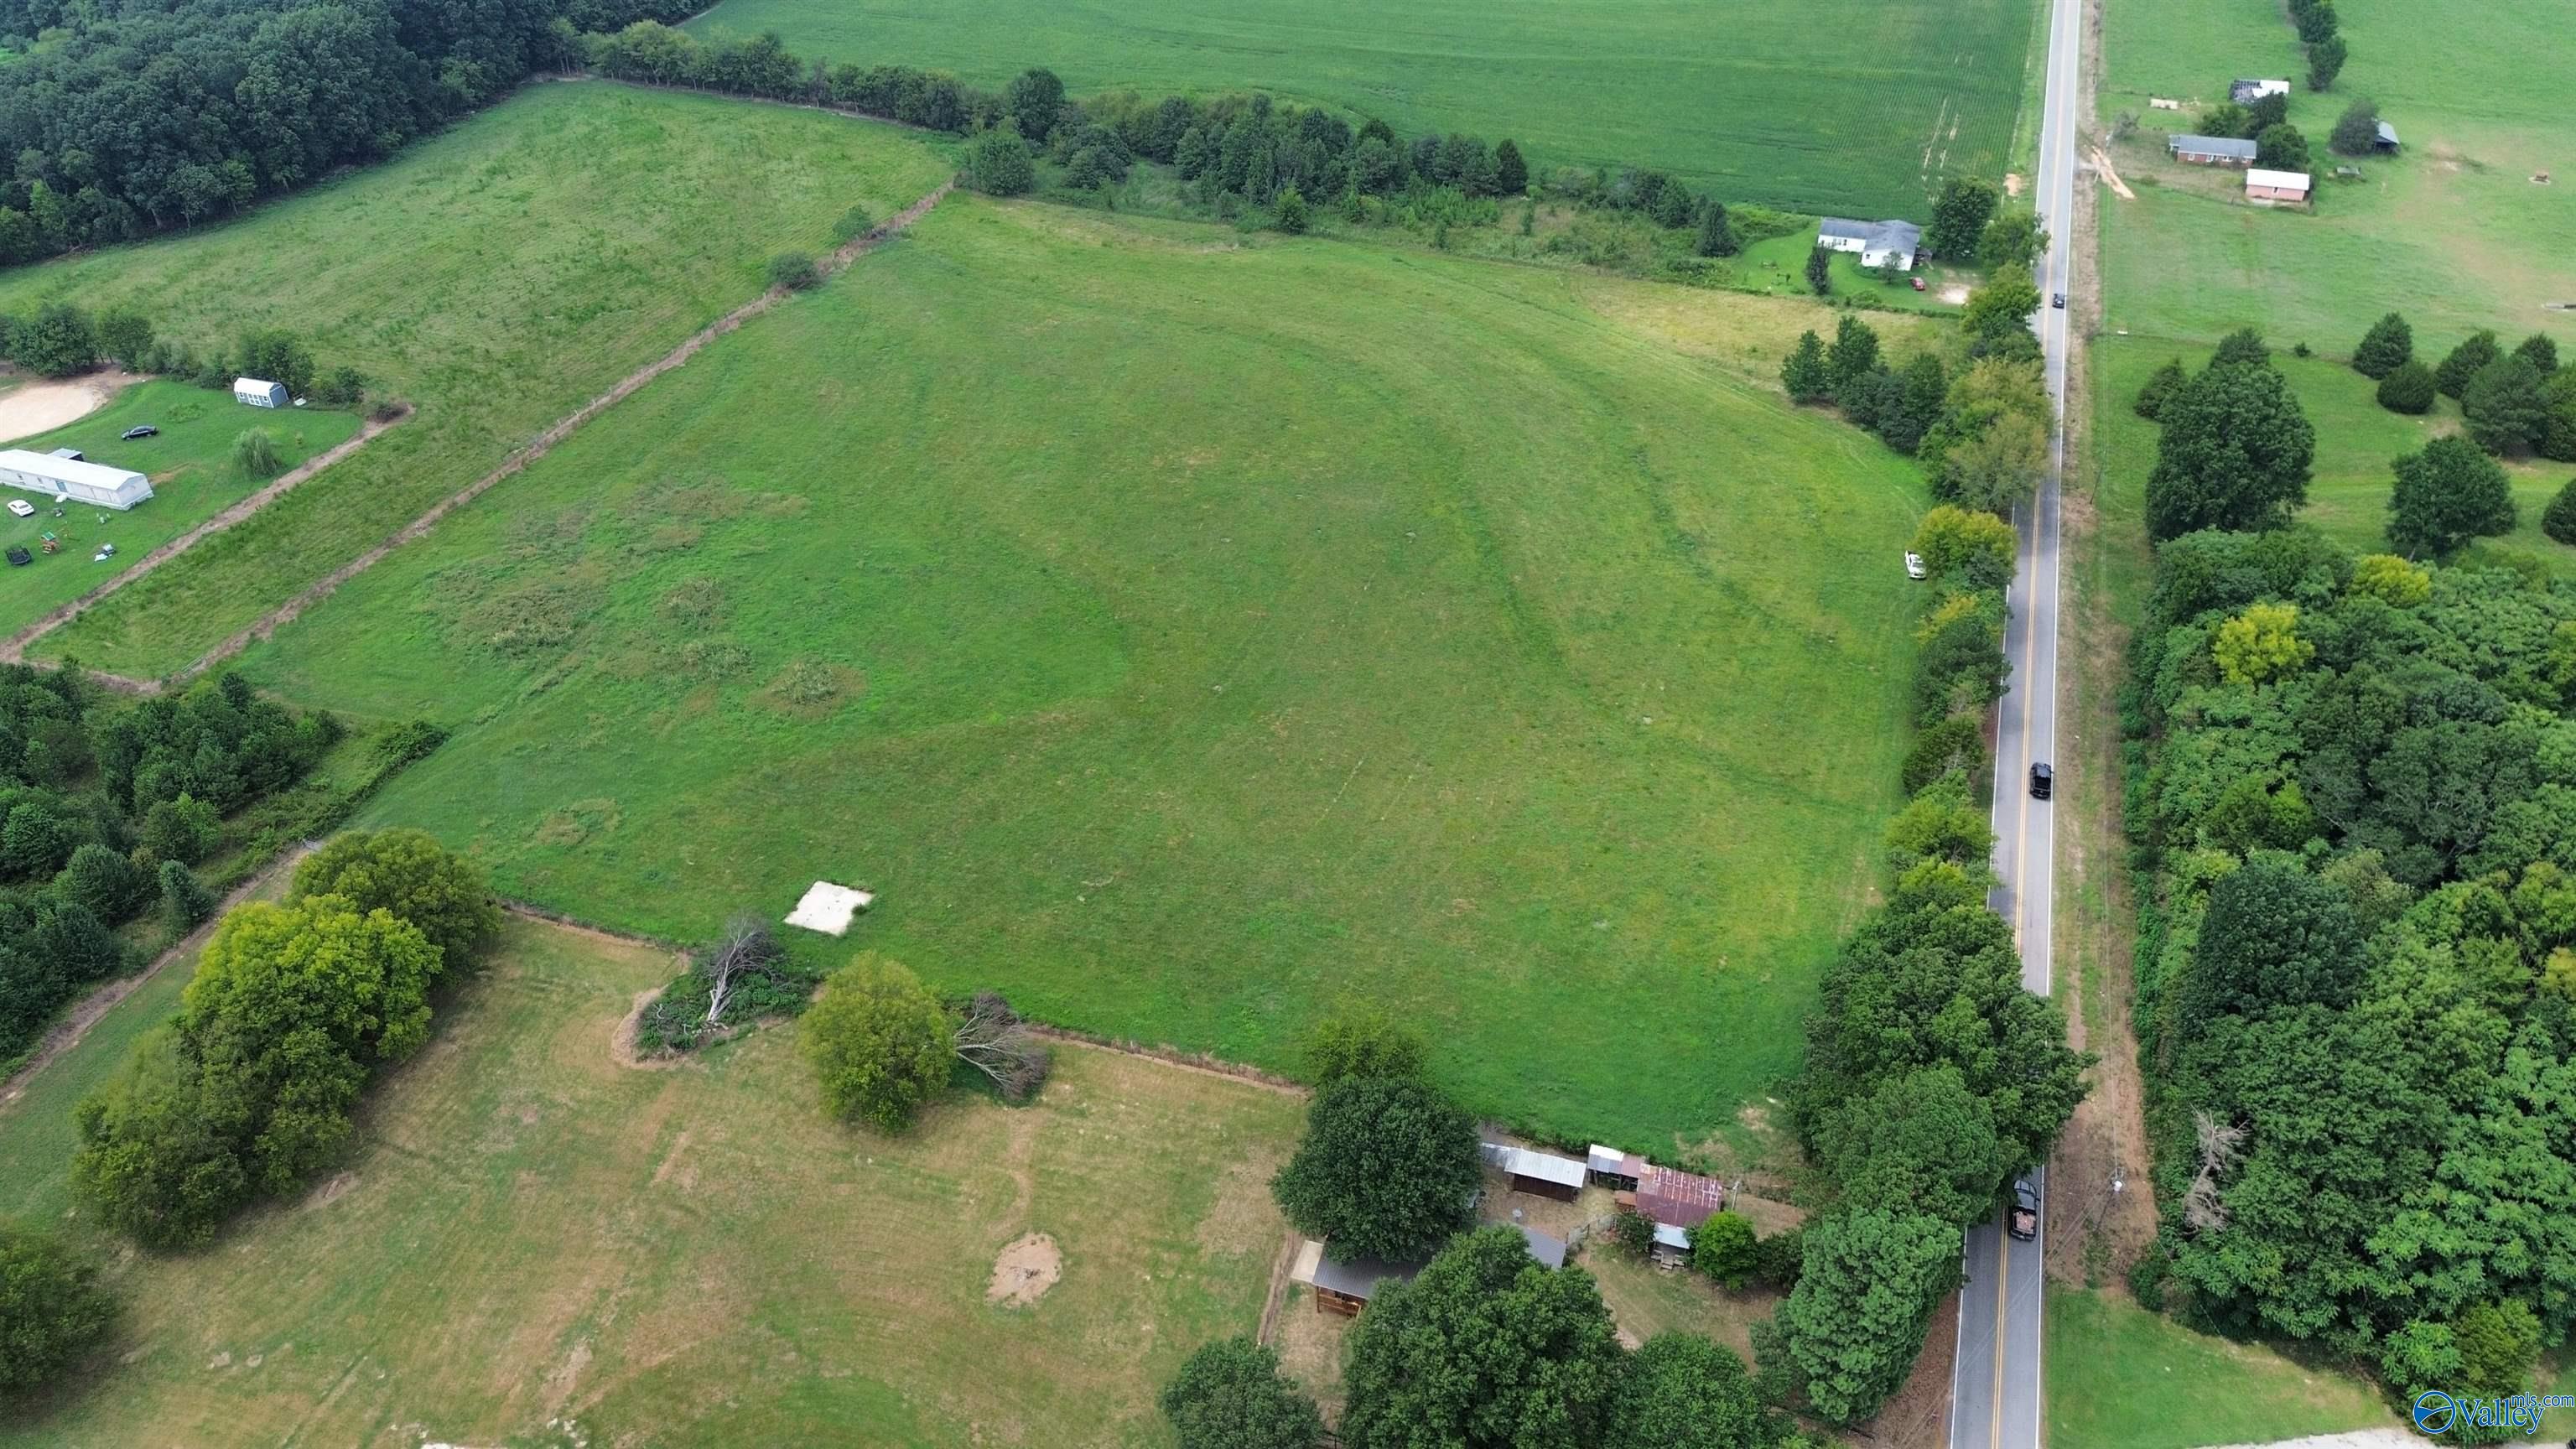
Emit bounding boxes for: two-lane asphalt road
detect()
[1949,0,2082,1437]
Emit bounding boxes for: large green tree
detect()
[2144,354,2317,541]
[2462,356,2550,455]
[1817,1064,2010,1225]
[799,954,953,1131]
[2386,435,2515,558]
[1923,175,2002,258]
[1826,314,1882,388]
[1002,67,1065,140]
[1160,1337,1323,1449]
[1781,330,1832,402]
[1271,1076,1479,1263]
[1611,1332,1766,1449]
[290,828,499,971]
[1341,1226,1626,1449]
[2352,312,2412,378]
[2436,330,2502,399]
[0,1222,116,1400]
[2377,359,2438,414]
[1767,1209,1963,1424]
[1302,1004,1427,1086]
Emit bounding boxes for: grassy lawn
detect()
[235,197,1935,1149]
[1734,229,1977,314]
[0,380,360,634]
[0,916,1300,1446]
[0,80,954,680]
[2045,1287,2397,1449]
[682,0,2038,218]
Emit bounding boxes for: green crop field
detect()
[0,381,360,634]
[682,0,2043,218]
[233,197,1935,1147]
[0,80,954,680]
[0,916,1301,1446]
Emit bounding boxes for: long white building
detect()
[0,449,154,510]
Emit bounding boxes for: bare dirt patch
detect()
[607,985,691,1072]
[986,1232,1062,1307]
[0,370,144,444]
[2005,172,2025,197]
[1940,283,1972,305]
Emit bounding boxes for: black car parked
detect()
[121,425,157,440]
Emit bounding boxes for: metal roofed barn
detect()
[1481,1141,1588,1201]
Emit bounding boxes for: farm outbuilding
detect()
[1635,1165,1727,1229]
[0,449,153,510]
[1291,1227,1565,1316]
[1816,216,1922,271]
[2374,121,2401,153]
[1587,1144,1642,1192]
[1482,1141,1587,1201]
[2245,168,2313,203]
[234,377,288,408]
[2231,78,2290,104]
[2168,134,2257,166]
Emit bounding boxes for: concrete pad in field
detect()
[785,880,874,936]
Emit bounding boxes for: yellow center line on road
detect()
[1991,1233,2010,1449]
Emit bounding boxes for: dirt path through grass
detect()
[49,178,954,694]
[0,408,408,668]
[0,844,312,1110]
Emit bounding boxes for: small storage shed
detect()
[2245,168,2313,203]
[1587,1144,1642,1192]
[1295,1243,1423,1317]
[0,449,153,511]
[234,377,288,408]
[1481,1141,1588,1202]
[2231,78,2291,104]
[2374,121,2401,153]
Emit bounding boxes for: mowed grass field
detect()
[0,917,1301,1447]
[238,198,1935,1147]
[0,381,360,633]
[2044,1287,2397,1449]
[0,80,954,679]
[2096,0,2573,353]
[683,0,2042,217]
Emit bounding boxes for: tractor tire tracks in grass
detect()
[60,177,957,696]
[0,410,410,673]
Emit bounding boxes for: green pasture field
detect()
[681,0,2040,218]
[0,916,1301,1446]
[2045,1287,2397,1449]
[237,197,1937,1148]
[0,80,954,680]
[0,381,360,634]
[2096,0,2573,353]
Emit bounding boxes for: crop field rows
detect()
[683,0,2042,217]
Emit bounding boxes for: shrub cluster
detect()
[2121,529,2576,1403]
[2360,313,2569,456]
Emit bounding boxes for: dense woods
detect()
[2125,528,2576,1404]
[0,0,694,264]
[0,669,336,1067]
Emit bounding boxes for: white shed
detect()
[0,449,154,510]
[234,377,288,408]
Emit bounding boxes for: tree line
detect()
[1780,267,2053,514]
[0,669,339,1071]
[2122,527,2576,1410]
[0,0,702,267]
[0,300,370,409]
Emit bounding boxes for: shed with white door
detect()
[234,377,288,408]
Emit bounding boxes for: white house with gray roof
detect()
[1815,216,1921,270]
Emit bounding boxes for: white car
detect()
[1904,551,1928,580]
[3,499,32,518]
